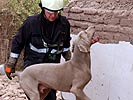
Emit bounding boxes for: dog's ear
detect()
[76,26,95,52]
[85,26,95,40]
[77,32,89,53]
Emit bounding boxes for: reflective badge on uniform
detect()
[61,32,66,34]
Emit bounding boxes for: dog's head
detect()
[74,26,95,53]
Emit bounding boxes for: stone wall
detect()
[63,1,133,43]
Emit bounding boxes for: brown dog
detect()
[11,26,95,100]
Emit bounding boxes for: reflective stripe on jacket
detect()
[10,13,71,66]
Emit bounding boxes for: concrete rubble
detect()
[0,75,26,100]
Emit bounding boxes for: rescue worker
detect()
[5,0,71,99]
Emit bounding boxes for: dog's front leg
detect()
[76,96,82,100]
[71,88,91,100]
[76,91,91,100]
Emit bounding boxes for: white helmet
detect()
[40,0,64,11]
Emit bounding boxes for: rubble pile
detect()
[0,75,26,100]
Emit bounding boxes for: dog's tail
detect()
[10,71,21,80]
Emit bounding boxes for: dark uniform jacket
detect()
[10,13,71,67]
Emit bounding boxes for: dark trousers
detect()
[27,89,56,100]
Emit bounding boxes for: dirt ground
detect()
[0,75,26,100]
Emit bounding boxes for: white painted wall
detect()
[63,41,133,100]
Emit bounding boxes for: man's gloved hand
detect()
[4,57,17,80]
[5,63,15,80]
[62,50,71,61]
